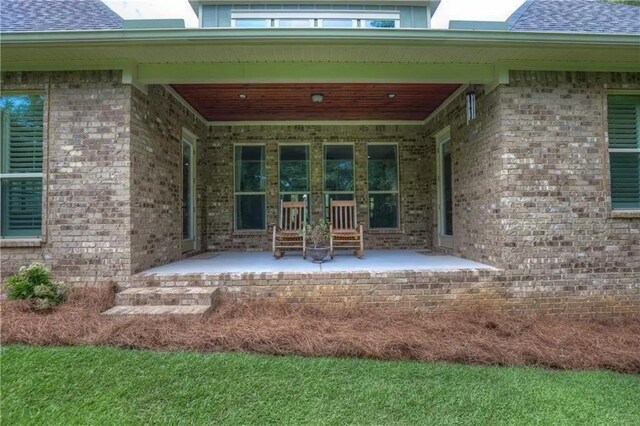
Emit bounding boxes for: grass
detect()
[2,345,639,425]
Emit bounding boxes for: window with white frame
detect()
[0,93,44,238]
[367,144,399,229]
[608,94,640,210]
[279,144,310,221]
[231,11,399,29]
[323,144,354,220]
[234,145,266,231]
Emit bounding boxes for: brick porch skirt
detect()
[125,269,639,318]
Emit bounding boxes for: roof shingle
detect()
[507,0,640,34]
[0,0,123,32]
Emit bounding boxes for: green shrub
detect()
[4,263,69,311]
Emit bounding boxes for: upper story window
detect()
[231,11,399,29]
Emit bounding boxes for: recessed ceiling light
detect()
[239,93,247,99]
[387,93,396,99]
[311,93,324,103]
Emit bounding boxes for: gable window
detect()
[324,144,354,219]
[234,18,270,28]
[0,93,44,238]
[279,144,310,221]
[231,11,399,29]
[608,95,640,210]
[367,144,399,229]
[234,145,266,231]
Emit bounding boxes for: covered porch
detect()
[124,250,502,311]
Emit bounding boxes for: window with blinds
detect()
[0,94,44,237]
[608,95,640,210]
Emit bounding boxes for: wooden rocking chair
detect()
[272,200,306,259]
[329,199,364,259]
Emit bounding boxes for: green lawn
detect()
[2,345,639,425]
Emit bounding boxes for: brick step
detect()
[115,287,220,306]
[102,305,212,316]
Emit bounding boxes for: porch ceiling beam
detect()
[136,62,497,84]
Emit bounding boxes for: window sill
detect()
[0,238,43,248]
[610,210,640,219]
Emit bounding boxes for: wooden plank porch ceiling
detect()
[171,83,461,121]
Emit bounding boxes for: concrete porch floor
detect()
[139,250,498,275]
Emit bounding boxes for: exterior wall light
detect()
[466,88,477,123]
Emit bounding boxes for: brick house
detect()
[1,0,638,316]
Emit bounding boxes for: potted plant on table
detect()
[302,220,330,263]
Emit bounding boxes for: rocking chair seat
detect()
[332,232,360,241]
[275,232,302,241]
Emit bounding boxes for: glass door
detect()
[436,128,453,249]
[182,133,196,252]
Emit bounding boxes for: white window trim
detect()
[181,129,197,252]
[231,10,399,28]
[435,126,453,249]
[233,143,267,232]
[366,142,400,230]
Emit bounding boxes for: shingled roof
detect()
[507,0,640,34]
[0,0,123,32]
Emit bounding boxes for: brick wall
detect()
[204,125,431,251]
[130,268,638,318]
[0,74,211,283]
[129,86,208,273]
[499,71,640,279]
[1,71,132,286]
[423,86,506,266]
[418,71,639,312]
[1,70,638,316]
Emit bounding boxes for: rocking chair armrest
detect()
[270,223,281,231]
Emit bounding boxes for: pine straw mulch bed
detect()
[1,287,639,374]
